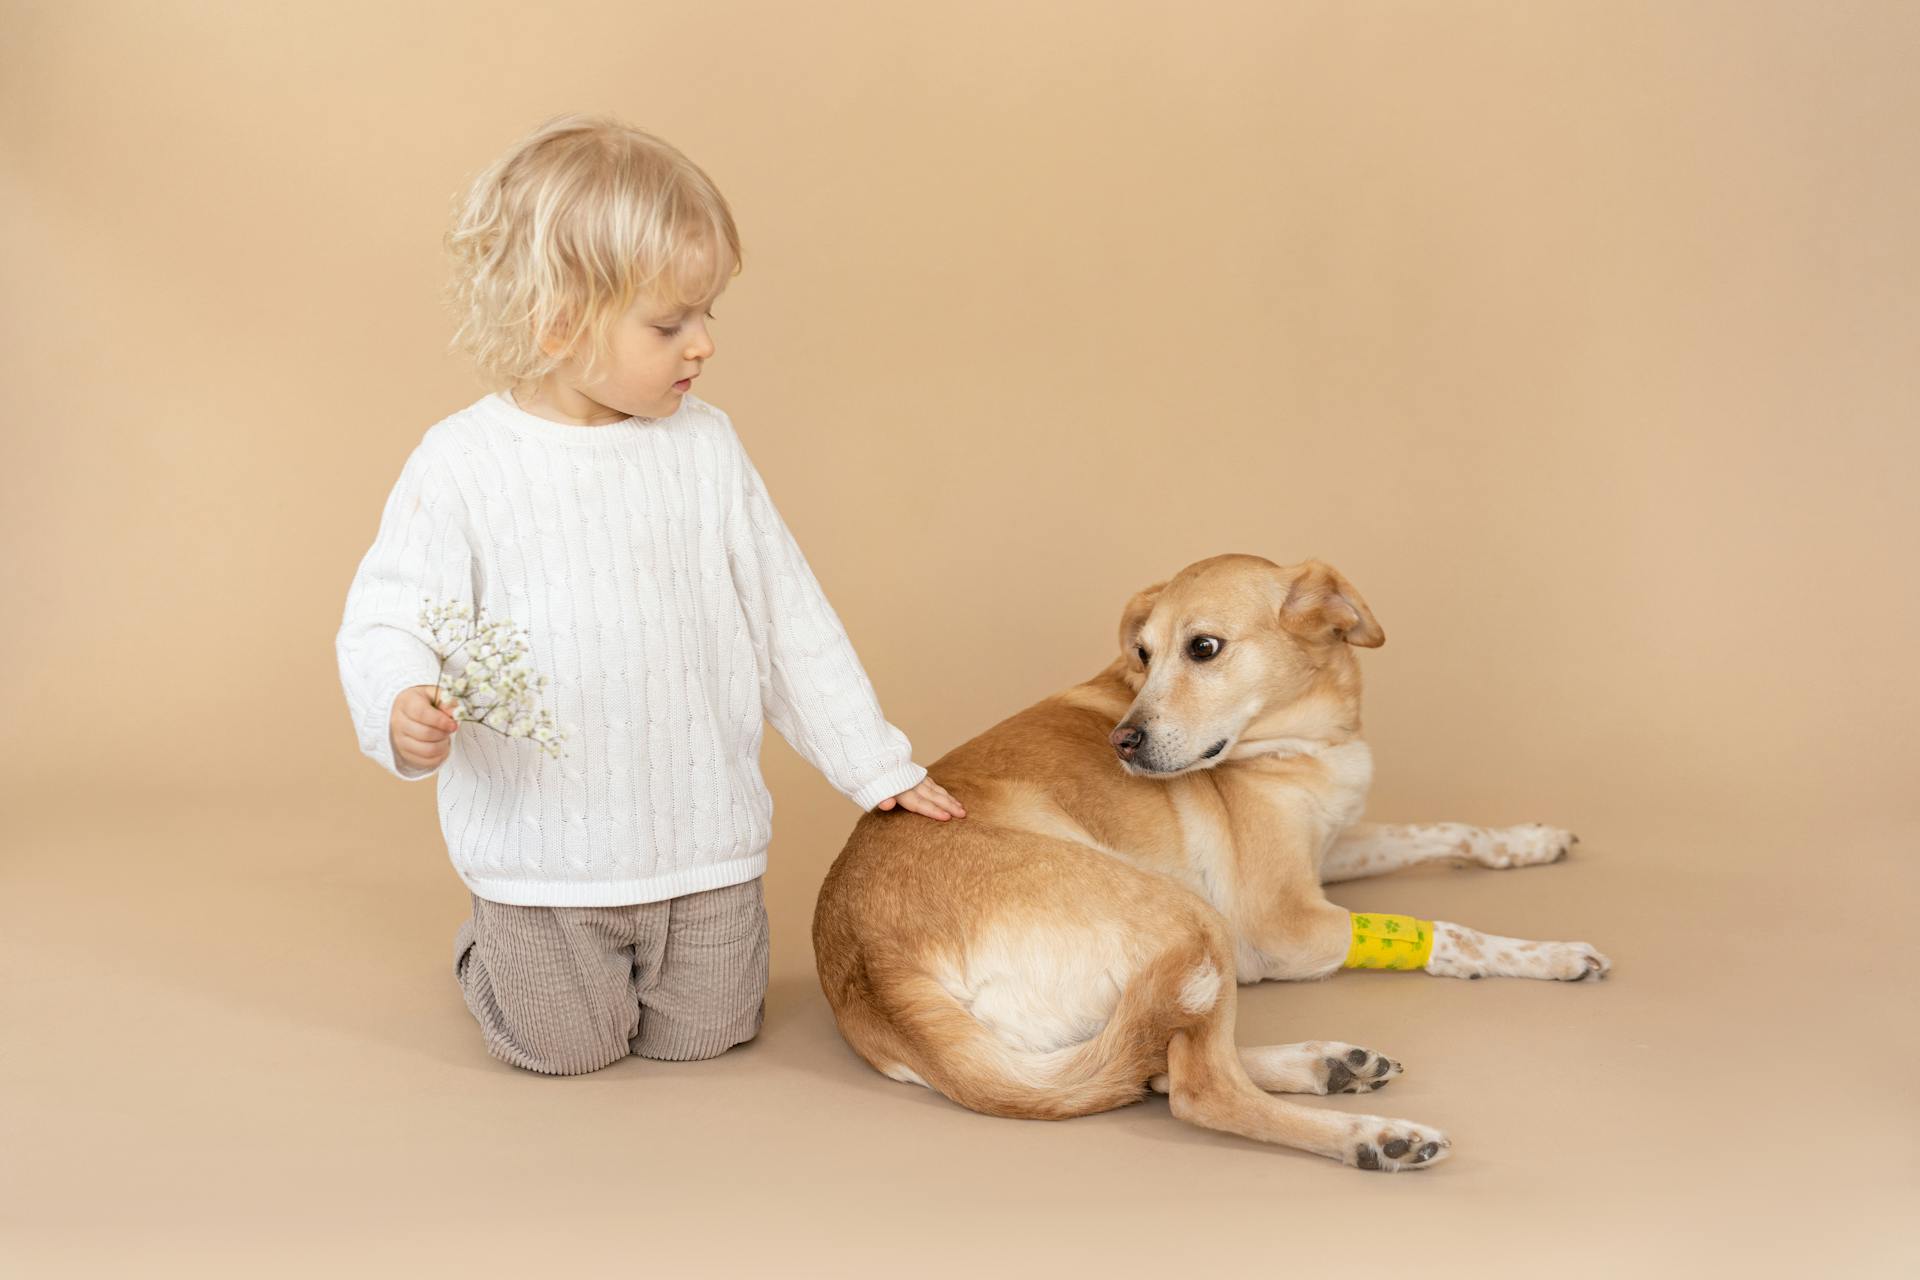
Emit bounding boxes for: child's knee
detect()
[453,899,641,1074]
[455,943,635,1075]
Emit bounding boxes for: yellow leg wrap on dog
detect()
[1344,913,1434,970]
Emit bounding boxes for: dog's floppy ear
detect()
[1117,580,1168,659]
[1277,560,1384,648]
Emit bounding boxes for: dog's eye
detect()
[1188,635,1223,661]
[1136,645,1150,667]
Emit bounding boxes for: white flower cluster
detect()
[417,599,568,760]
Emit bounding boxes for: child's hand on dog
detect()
[390,684,458,773]
[876,777,967,821]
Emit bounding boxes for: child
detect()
[334,113,964,1076]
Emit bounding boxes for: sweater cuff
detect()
[850,761,930,812]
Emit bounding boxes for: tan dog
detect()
[812,554,1610,1172]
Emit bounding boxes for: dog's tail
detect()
[876,937,1231,1121]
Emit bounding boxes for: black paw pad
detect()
[1382,1138,1411,1159]
[1373,1056,1393,1078]
[1355,1145,1382,1171]
[1323,1058,1355,1093]
[1415,1141,1441,1162]
[1346,1047,1369,1067]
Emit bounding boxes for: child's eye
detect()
[653,310,715,339]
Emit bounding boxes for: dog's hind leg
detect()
[1146,1042,1401,1095]
[1320,822,1578,883]
[1160,979,1449,1172]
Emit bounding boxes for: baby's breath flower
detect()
[417,596,569,760]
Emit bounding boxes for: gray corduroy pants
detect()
[452,877,770,1074]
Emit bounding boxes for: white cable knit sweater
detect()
[334,389,927,906]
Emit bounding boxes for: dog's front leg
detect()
[1236,899,1611,983]
[1319,822,1578,883]
[1229,806,1609,984]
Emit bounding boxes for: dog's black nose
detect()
[1111,724,1145,759]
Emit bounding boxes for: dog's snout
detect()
[1110,724,1145,759]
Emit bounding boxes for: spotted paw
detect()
[1344,1118,1452,1172]
[1482,823,1578,869]
[1321,1045,1402,1094]
[1553,942,1611,981]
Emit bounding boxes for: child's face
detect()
[548,243,735,421]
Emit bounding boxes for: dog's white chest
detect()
[1309,740,1374,832]
[1174,741,1374,919]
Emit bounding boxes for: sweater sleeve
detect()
[721,425,928,810]
[335,440,473,782]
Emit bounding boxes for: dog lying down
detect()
[813,554,1610,1173]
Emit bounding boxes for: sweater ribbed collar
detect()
[474,387,697,445]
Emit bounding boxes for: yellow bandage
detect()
[1344,913,1434,970]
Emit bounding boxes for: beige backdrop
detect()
[4,1,1916,1275]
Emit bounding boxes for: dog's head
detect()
[1110,554,1382,776]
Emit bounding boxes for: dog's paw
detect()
[1551,942,1611,981]
[1321,1045,1402,1094]
[1343,1118,1451,1172]
[1481,823,1578,868]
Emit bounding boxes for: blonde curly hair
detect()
[442,113,742,393]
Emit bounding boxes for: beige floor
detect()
[5,777,1913,1278]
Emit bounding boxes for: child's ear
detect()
[1277,560,1384,648]
[1117,580,1169,662]
[535,310,577,359]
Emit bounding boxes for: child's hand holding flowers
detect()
[387,599,569,773]
[389,684,461,774]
